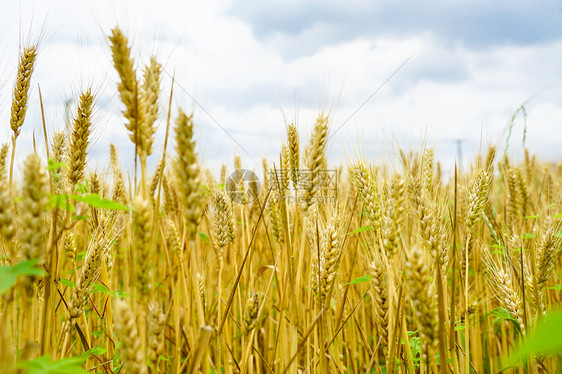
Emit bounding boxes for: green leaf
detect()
[0,259,44,295]
[505,310,562,366]
[76,181,89,195]
[59,278,75,288]
[198,231,210,244]
[524,215,540,219]
[46,159,68,181]
[406,330,419,337]
[200,184,210,196]
[491,308,517,323]
[70,194,129,211]
[455,324,465,331]
[46,159,68,172]
[159,354,170,362]
[548,284,562,291]
[112,289,130,298]
[92,284,110,295]
[477,307,522,334]
[49,194,75,212]
[346,275,373,284]
[348,225,373,235]
[92,284,129,298]
[17,355,88,374]
[521,233,536,239]
[85,346,107,356]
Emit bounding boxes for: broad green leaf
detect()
[505,310,562,366]
[549,284,562,291]
[92,284,110,295]
[49,194,75,212]
[346,275,373,284]
[85,346,107,356]
[0,260,44,295]
[59,278,75,288]
[17,355,87,374]
[70,194,129,211]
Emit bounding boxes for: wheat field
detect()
[0,27,561,374]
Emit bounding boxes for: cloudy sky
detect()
[1,0,561,178]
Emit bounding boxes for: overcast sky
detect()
[1,0,561,178]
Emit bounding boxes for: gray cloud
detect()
[229,0,562,59]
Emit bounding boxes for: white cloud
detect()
[0,0,560,182]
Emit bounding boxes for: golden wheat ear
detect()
[303,113,329,210]
[211,189,235,260]
[18,154,49,271]
[10,46,37,139]
[68,89,94,192]
[139,56,162,160]
[405,246,438,355]
[287,123,300,187]
[351,161,382,234]
[0,144,9,183]
[241,293,259,334]
[174,109,202,235]
[108,27,143,144]
[370,253,389,359]
[147,302,167,369]
[132,195,153,300]
[9,45,37,188]
[113,298,147,374]
[0,144,16,249]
